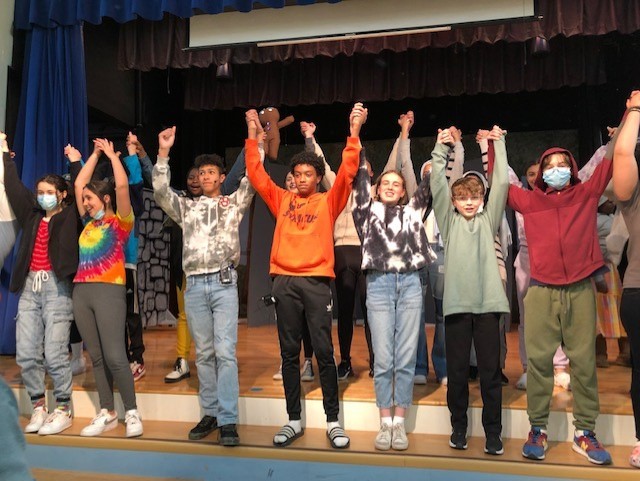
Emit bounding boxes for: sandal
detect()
[327,426,350,449]
[273,424,304,447]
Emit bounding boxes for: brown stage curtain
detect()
[118,0,640,70]
[183,34,606,110]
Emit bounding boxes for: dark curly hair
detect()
[289,151,325,178]
[194,154,226,175]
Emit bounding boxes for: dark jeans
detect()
[334,245,373,368]
[125,268,145,364]
[273,275,339,422]
[621,288,640,439]
[445,312,502,435]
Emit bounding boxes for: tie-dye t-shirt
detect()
[74,210,134,285]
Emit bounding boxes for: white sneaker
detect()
[164,357,190,383]
[80,409,118,437]
[272,363,283,381]
[554,371,572,391]
[125,409,143,438]
[38,408,72,435]
[70,355,87,376]
[439,376,448,386]
[25,406,48,434]
[374,423,392,451]
[413,374,427,385]
[516,372,527,391]
[392,423,409,451]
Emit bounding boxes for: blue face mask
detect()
[37,194,58,211]
[92,208,105,221]
[542,167,571,190]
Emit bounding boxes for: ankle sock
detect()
[392,416,405,426]
[381,416,392,427]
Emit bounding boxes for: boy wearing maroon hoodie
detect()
[509,118,627,465]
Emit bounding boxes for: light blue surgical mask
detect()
[92,208,105,221]
[542,167,571,190]
[37,194,58,211]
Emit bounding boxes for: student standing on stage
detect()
[1,133,80,436]
[431,125,509,456]
[612,89,640,469]
[245,104,366,449]
[153,125,257,446]
[512,107,628,465]
[73,138,143,438]
[352,112,434,451]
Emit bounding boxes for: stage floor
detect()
[0,323,633,416]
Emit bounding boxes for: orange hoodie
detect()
[245,137,361,278]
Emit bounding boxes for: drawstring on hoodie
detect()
[32,270,49,292]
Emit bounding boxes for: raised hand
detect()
[607,126,617,139]
[300,121,316,138]
[350,102,368,137]
[95,138,117,158]
[158,127,176,157]
[0,131,8,153]
[437,128,454,146]
[475,129,490,143]
[398,111,415,131]
[486,125,507,141]
[449,126,462,143]
[64,144,82,163]
[626,90,640,109]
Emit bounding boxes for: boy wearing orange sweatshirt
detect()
[245,104,367,449]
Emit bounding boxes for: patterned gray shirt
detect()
[152,156,255,276]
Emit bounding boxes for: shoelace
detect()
[530,430,543,443]
[582,431,601,448]
[32,270,49,292]
[174,359,182,371]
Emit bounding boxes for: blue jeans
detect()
[415,250,447,381]
[16,271,73,402]
[367,271,422,409]
[184,271,239,425]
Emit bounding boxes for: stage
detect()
[2,324,638,480]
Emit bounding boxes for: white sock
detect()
[381,416,392,427]
[274,420,302,444]
[327,421,349,448]
[575,429,585,437]
[392,416,404,426]
[70,342,83,360]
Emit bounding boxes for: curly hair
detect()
[451,176,485,199]
[289,151,325,178]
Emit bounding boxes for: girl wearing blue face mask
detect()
[1,133,82,437]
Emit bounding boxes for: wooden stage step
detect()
[23,418,639,481]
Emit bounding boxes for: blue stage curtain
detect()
[0,24,88,354]
[14,0,341,29]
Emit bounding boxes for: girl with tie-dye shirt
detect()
[73,138,142,439]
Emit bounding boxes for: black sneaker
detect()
[501,371,509,386]
[337,361,354,380]
[219,424,240,446]
[484,433,504,455]
[449,430,468,450]
[189,415,218,440]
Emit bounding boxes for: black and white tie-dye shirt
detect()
[352,153,435,273]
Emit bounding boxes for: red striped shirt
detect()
[29,218,52,272]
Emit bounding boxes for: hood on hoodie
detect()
[534,147,581,191]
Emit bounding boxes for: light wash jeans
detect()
[16,270,73,402]
[184,270,239,425]
[367,270,422,409]
[415,249,447,380]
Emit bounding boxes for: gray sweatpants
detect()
[73,282,137,411]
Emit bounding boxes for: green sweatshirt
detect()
[429,140,510,317]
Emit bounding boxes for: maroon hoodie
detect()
[507,146,613,286]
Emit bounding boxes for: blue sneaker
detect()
[522,427,548,460]
[572,430,612,465]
